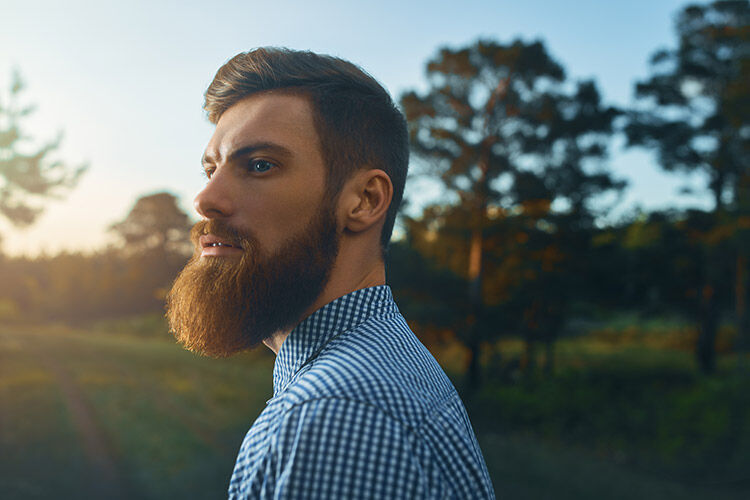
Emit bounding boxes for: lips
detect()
[199,234,242,250]
[198,234,244,256]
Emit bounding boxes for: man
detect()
[166,47,495,499]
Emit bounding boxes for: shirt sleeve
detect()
[268,397,431,499]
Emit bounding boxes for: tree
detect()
[0,192,192,322]
[401,39,624,388]
[0,70,86,229]
[109,191,192,256]
[626,0,749,372]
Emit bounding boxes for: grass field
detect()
[1,322,748,499]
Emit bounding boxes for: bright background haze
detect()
[2,0,709,257]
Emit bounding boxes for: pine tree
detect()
[0,70,87,232]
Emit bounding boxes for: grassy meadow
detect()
[0,321,273,499]
[1,317,748,499]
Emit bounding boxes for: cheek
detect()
[243,185,324,249]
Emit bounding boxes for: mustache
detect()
[190,219,255,250]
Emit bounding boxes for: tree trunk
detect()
[697,286,719,374]
[466,331,482,392]
[464,130,491,391]
[466,225,484,392]
[736,252,748,369]
[544,337,555,377]
[736,172,750,372]
[697,234,720,374]
[523,338,536,375]
[695,180,725,374]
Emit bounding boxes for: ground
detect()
[0,323,747,499]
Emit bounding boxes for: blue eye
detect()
[250,159,274,173]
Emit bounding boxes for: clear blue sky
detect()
[2,0,711,256]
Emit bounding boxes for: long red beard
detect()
[165,206,339,357]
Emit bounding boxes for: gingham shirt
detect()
[228,285,495,499]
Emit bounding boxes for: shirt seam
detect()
[278,387,459,436]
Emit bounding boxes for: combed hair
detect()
[204,47,409,254]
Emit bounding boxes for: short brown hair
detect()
[204,47,409,254]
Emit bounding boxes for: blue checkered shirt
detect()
[228,285,495,499]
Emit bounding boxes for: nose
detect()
[194,169,234,219]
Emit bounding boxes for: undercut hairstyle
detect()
[204,47,409,255]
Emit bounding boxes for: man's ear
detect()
[340,169,393,234]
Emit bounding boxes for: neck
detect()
[262,254,385,355]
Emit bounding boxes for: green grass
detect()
[1,321,748,498]
[0,324,274,499]
[479,431,746,500]
[0,329,89,498]
[467,336,750,498]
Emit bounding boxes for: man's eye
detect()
[249,159,274,173]
[203,167,215,179]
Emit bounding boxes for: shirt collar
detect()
[272,285,397,396]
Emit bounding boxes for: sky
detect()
[1,0,712,257]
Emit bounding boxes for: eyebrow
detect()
[201,141,294,167]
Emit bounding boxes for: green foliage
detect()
[399,38,626,386]
[626,0,749,209]
[109,191,192,256]
[625,1,750,371]
[472,350,749,483]
[0,70,86,228]
[401,38,625,221]
[0,248,189,322]
[387,239,468,330]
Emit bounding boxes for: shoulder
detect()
[281,312,457,428]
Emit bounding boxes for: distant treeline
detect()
[0,203,744,374]
[0,248,187,321]
[0,192,193,322]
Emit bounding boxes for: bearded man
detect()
[166,47,495,499]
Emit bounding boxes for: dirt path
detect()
[20,335,131,499]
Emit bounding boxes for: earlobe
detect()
[344,169,393,234]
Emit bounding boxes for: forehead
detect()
[205,92,321,160]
